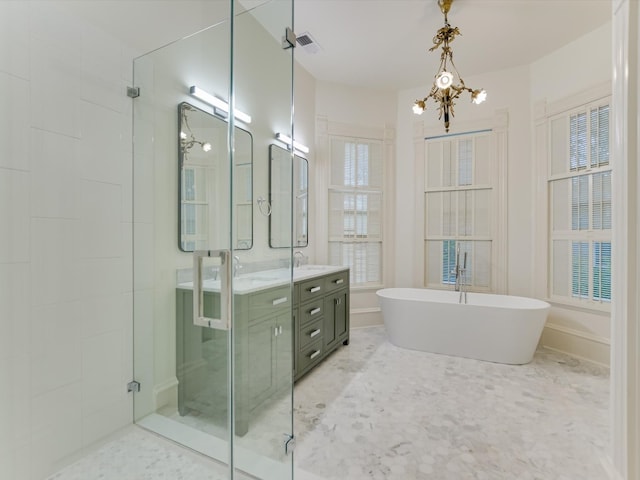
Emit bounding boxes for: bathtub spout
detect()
[458,267,467,304]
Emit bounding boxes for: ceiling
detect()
[293,0,612,91]
[67,0,612,92]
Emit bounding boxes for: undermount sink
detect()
[296,264,335,271]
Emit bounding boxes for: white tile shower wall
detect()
[0,2,135,479]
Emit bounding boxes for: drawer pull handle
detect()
[272,297,288,306]
[334,279,344,285]
[309,350,321,360]
[310,307,321,316]
[309,286,321,293]
[309,328,321,338]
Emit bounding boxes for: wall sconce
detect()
[189,85,252,124]
[275,132,310,154]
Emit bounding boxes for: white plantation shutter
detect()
[328,137,383,286]
[423,132,494,291]
[549,99,612,305]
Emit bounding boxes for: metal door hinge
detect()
[284,433,295,455]
[127,380,141,393]
[127,86,140,98]
[282,27,296,49]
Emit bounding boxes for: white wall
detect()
[0,2,135,478]
[397,65,532,296]
[312,81,397,326]
[531,21,613,367]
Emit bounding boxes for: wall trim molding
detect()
[153,376,180,411]
[350,307,383,328]
[544,322,611,346]
[540,323,610,368]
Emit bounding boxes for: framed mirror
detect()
[269,144,308,248]
[178,102,253,252]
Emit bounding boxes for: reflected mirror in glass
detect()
[269,144,308,248]
[178,102,253,251]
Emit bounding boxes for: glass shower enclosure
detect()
[132,1,295,479]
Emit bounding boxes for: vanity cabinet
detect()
[294,268,350,381]
[175,267,349,435]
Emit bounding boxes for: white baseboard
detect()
[153,376,179,411]
[350,307,383,328]
[540,323,610,368]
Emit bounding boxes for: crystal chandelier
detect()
[412,0,486,132]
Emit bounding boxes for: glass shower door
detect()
[132,1,294,479]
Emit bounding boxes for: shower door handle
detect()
[193,249,232,330]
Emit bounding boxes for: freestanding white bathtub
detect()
[376,288,551,365]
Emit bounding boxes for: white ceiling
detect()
[67,0,612,92]
[293,0,612,91]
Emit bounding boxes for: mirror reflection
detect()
[178,102,253,251]
[269,144,308,248]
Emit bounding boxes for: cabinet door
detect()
[275,310,293,392]
[247,316,276,408]
[324,289,348,350]
[334,289,348,341]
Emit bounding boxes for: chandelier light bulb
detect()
[180,131,187,140]
[472,89,487,105]
[202,142,212,152]
[412,101,426,115]
[435,71,454,89]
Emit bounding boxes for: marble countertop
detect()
[176,264,348,295]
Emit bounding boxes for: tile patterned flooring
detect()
[49,326,610,480]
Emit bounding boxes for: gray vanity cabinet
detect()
[175,267,349,434]
[294,268,350,381]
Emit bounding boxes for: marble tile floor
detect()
[49,325,610,480]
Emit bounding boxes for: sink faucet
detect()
[233,255,243,277]
[294,251,304,268]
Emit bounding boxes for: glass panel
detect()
[233,1,293,478]
[132,6,234,478]
[133,1,294,479]
[572,241,589,298]
[593,241,612,302]
[269,144,308,248]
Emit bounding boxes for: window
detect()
[549,102,611,305]
[424,133,494,290]
[328,137,383,286]
[181,166,208,251]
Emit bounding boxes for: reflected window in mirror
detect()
[178,102,253,252]
[269,144,309,248]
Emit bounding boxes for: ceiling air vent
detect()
[296,31,321,54]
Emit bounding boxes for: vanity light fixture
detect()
[275,132,310,154]
[412,0,486,132]
[189,85,252,124]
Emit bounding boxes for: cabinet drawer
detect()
[298,278,325,303]
[299,299,324,326]
[248,285,291,320]
[324,270,349,292]
[298,340,323,372]
[299,318,323,349]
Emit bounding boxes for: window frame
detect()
[327,135,384,288]
[547,99,612,311]
[423,131,496,292]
